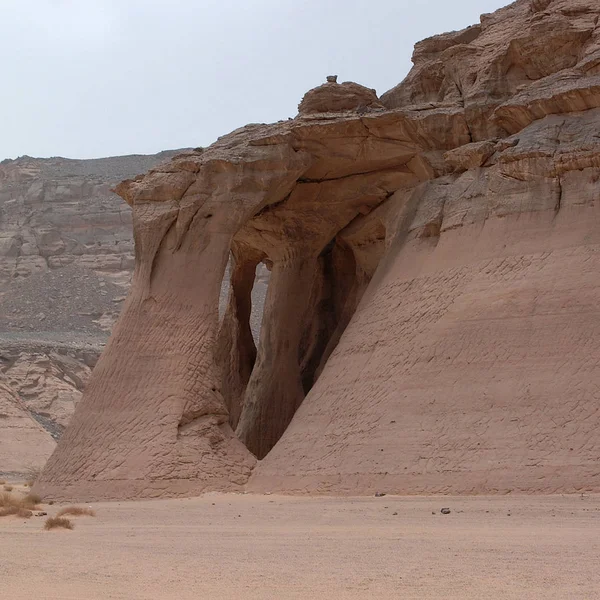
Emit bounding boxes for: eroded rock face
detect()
[0,381,56,476]
[381,0,600,140]
[0,148,271,471]
[0,153,184,286]
[37,0,600,500]
[1,351,92,438]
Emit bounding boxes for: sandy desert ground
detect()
[1,492,599,599]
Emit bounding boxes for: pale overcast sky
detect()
[1,0,509,160]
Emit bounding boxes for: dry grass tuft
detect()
[23,492,42,505]
[44,516,74,530]
[0,490,42,516]
[0,479,5,485]
[3,484,13,492]
[0,506,15,517]
[56,506,96,518]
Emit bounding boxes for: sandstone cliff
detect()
[37,0,600,500]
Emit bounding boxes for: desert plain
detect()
[1,491,600,599]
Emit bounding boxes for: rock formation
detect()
[0,151,187,450]
[1,350,94,438]
[0,152,271,454]
[37,0,600,500]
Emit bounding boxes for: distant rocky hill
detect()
[0,152,183,284]
[0,151,184,467]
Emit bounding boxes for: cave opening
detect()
[221,210,388,459]
[215,245,264,430]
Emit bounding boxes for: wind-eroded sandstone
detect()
[37,0,600,501]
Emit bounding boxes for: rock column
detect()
[236,251,320,459]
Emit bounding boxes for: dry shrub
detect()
[23,492,42,505]
[0,506,15,517]
[56,506,95,518]
[3,485,13,492]
[0,479,5,485]
[44,516,74,530]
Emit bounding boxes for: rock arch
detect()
[36,0,600,500]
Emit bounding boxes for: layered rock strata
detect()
[37,0,600,500]
[0,153,182,286]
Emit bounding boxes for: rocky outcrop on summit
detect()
[381,0,600,140]
[298,81,385,115]
[37,0,600,501]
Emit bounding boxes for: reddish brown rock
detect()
[381,0,599,141]
[37,0,600,500]
[298,81,385,115]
